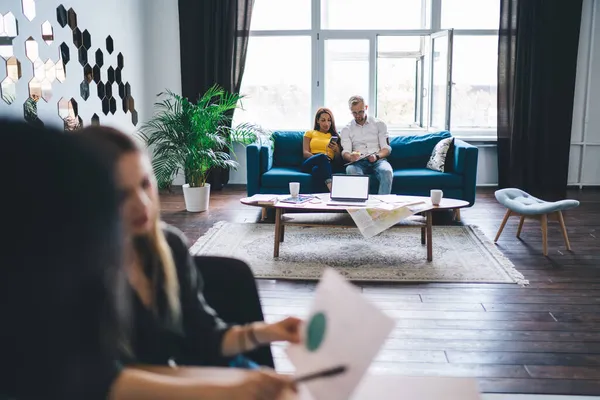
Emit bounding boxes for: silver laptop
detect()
[327,174,370,206]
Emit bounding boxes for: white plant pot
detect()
[182,183,210,212]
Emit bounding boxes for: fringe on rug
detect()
[189,220,228,255]
[469,224,529,286]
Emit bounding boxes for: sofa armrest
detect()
[453,139,479,206]
[246,144,261,196]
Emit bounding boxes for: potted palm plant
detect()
[138,85,266,212]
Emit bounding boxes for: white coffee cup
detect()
[289,182,300,198]
[430,189,443,206]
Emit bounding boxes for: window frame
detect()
[241,0,499,139]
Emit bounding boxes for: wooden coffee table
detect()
[240,195,469,261]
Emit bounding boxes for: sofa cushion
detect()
[391,168,463,191]
[272,131,305,167]
[388,131,452,170]
[261,167,312,191]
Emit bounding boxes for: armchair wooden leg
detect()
[494,209,512,243]
[261,207,267,221]
[516,216,525,238]
[541,213,548,256]
[557,211,572,251]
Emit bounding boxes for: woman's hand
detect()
[229,369,296,400]
[327,141,339,152]
[254,317,303,345]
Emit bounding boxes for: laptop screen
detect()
[331,175,370,201]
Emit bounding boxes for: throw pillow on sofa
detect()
[426,137,454,172]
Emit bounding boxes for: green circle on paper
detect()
[306,312,327,352]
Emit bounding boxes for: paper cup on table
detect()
[430,189,443,206]
[290,182,300,198]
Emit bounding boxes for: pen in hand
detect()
[293,365,347,384]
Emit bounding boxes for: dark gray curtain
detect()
[178,0,254,189]
[497,0,583,200]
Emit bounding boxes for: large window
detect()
[234,0,500,138]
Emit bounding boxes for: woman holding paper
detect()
[302,107,341,191]
[77,127,303,385]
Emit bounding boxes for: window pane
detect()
[234,37,311,130]
[322,0,428,30]
[250,0,311,30]
[431,35,449,129]
[377,36,425,127]
[441,0,500,29]
[324,40,369,128]
[451,35,497,129]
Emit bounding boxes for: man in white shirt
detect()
[340,95,393,194]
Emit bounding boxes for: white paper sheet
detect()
[285,268,395,400]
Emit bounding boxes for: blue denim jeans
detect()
[346,159,393,194]
[302,153,333,188]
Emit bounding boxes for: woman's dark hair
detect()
[0,119,128,399]
[313,107,339,139]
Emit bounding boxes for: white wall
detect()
[570,0,600,186]
[0,0,147,134]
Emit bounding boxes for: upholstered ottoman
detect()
[494,188,580,256]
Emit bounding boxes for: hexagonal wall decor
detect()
[3,12,18,37]
[1,77,16,104]
[72,28,82,48]
[122,96,128,113]
[95,49,103,67]
[42,21,53,44]
[117,53,123,69]
[24,98,40,124]
[55,60,65,82]
[68,97,79,118]
[101,97,109,115]
[64,115,83,131]
[82,30,91,50]
[67,8,77,30]
[28,77,41,101]
[57,97,69,118]
[109,97,116,115]
[78,47,87,66]
[56,5,68,28]
[106,36,113,54]
[80,80,89,100]
[97,81,105,99]
[91,113,100,125]
[33,59,44,80]
[128,95,135,111]
[115,67,122,84]
[124,82,131,97]
[21,0,36,22]
[105,82,112,99]
[0,43,13,60]
[107,66,115,84]
[92,64,101,83]
[41,79,52,102]
[118,82,124,99]
[60,42,70,64]
[83,64,92,83]
[131,109,138,126]
[25,37,38,62]
[44,59,55,82]
[6,57,22,81]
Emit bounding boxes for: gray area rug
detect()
[190,222,528,285]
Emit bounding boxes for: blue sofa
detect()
[246,130,479,205]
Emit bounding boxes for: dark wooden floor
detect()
[161,186,600,396]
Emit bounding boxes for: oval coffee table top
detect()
[241,194,468,211]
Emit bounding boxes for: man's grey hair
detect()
[348,95,364,108]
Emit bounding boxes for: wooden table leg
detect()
[453,209,461,222]
[280,224,285,242]
[426,211,433,261]
[273,208,282,257]
[421,226,426,244]
[261,207,267,221]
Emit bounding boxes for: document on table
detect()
[286,268,395,400]
[346,201,430,238]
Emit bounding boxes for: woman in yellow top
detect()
[302,107,341,191]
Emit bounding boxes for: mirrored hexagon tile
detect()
[105,82,112,99]
[24,98,40,125]
[60,42,70,64]
[1,77,16,104]
[33,58,44,80]
[118,82,124,99]
[115,67,122,84]
[4,12,19,37]
[80,79,89,100]
[25,37,38,62]
[42,21,54,44]
[44,59,55,82]
[55,60,66,82]
[107,66,115,84]
[67,8,77,30]
[72,28,82,48]
[28,77,42,101]
[6,57,22,81]
[83,63,92,83]
[57,97,69,119]
[21,0,36,22]
[109,97,116,115]
[101,97,109,115]
[68,98,79,118]
[97,81,105,99]
[82,30,91,50]
[64,115,82,131]
[91,113,100,125]
[92,64,101,83]
[105,36,113,54]
[78,47,87,66]
[56,5,67,28]
[131,109,138,126]
[117,53,123,69]
[41,79,52,102]
[95,49,104,67]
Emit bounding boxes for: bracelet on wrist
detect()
[247,324,261,347]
